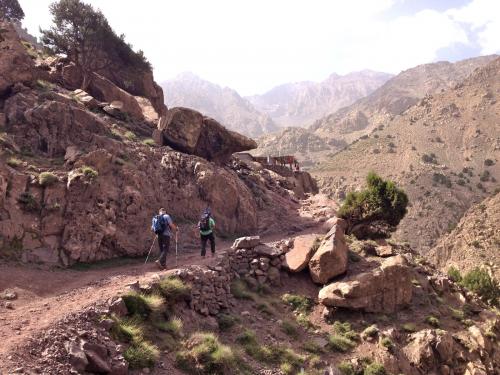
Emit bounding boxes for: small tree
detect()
[0,0,25,21]
[339,172,409,237]
[40,0,150,90]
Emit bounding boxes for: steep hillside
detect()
[429,192,500,279]
[161,73,278,137]
[248,70,392,127]
[313,57,500,252]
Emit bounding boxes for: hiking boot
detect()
[155,260,166,270]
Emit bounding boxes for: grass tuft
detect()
[124,341,159,369]
[7,157,22,168]
[38,172,58,187]
[158,276,191,304]
[364,362,386,375]
[281,293,314,314]
[231,279,254,300]
[425,315,440,328]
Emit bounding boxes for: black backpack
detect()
[152,214,166,235]
[199,213,211,232]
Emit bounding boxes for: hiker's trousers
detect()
[157,234,170,266]
[200,232,215,256]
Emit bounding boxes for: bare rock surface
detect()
[284,233,319,272]
[308,218,348,284]
[0,21,34,95]
[318,254,413,312]
[156,107,258,163]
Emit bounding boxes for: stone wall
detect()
[173,237,290,316]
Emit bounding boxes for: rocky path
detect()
[0,225,324,371]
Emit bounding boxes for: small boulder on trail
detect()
[284,234,320,272]
[308,218,348,284]
[232,236,261,249]
[318,255,413,313]
[155,107,258,163]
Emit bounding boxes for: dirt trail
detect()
[0,227,321,367]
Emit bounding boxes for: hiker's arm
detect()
[170,222,179,232]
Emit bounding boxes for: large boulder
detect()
[308,218,348,284]
[0,21,34,95]
[318,255,413,313]
[155,107,257,163]
[88,73,145,121]
[284,234,320,272]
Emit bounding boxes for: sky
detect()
[18,0,500,96]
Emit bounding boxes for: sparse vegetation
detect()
[17,192,39,212]
[433,173,452,188]
[460,267,499,306]
[217,314,238,331]
[402,323,417,333]
[362,325,379,339]
[425,315,440,328]
[124,340,159,369]
[231,279,254,300]
[421,153,438,164]
[337,361,355,375]
[142,138,156,146]
[484,159,495,167]
[175,332,242,374]
[38,172,58,187]
[281,293,314,314]
[281,320,299,338]
[328,321,358,352]
[447,266,462,282]
[338,172,408,236]
[379,337,394,350]
[364,363,386,375]
[6,157,22,168]
[80,166,98,181]
[122,292,163,318]
[124,131,137,141]
[157,276,191,304]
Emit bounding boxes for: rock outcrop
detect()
[0,21,34,95]
[88,73,145,121]
[318,255,413,312]
[308,218,348,284]
[155,107,258,163]
[284,234,319,272]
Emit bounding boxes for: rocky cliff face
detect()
[161,73,278,137]
[0,26,320,266]
[428,192,500,279]
[248,70,392,127]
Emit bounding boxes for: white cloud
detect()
[17,0,500,95]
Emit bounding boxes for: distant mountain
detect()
[254,55,499,163]
[312,55,499,144]
[247,70,393,127]
[161,73,278,138]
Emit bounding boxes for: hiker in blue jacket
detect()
[151,207,178,270]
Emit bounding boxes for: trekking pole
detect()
[144,236,157,265]
[175,231,179,267]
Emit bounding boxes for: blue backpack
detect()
[152,214,166,235]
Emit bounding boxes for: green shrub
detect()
[110,317,143,343]
[447,266,462,282]
[217,314,238,331]
[302,340,324,354]
[81,166,98,181]
[155,316,183,337]
[38,172,58,187]
[158,276,191,304]
[122,292,163,318]
[7,157,22,168]
[281,293,314,314]
[17,192,39,212]
[484,159,495,166]
[338,172,408,235]
[281,320,299,338]
[176,332,241,374]
[328,334,356,352]
[402,323,417,333]
[379,337,394,350]
[422,153,438,164]
[460,267,499,306]
[337,361,355,375]
[425,316,440,328]
[230,279,254,300]
[433,173,452,188]
[362,325,379,339]
[142,138,156,146]
[364,363,386,375]
[124,131,137,141]
[124,340,159,369]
